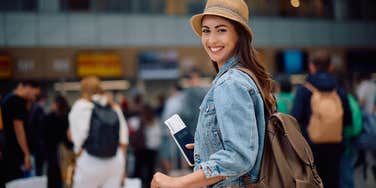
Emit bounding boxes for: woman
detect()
[151,0,275,187]
[44,95,71,188]
[68,76,128,188]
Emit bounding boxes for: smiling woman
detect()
[151,1,276,188]
[200,15,239,68]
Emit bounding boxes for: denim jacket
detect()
[193,56,266,188]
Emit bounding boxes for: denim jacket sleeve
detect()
[199,75,259,180]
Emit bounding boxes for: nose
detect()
[208,33,217,45]
[205,33,218,46]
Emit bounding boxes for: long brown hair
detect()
[211,18,276,113]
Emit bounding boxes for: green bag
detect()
[343,94,362,139]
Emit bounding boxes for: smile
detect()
[209,47,224,53]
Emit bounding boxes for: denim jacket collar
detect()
[213,56,239,84]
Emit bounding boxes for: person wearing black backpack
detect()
[291,50,352,188]
[68,76,128,188]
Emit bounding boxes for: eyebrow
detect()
[214,24,227,29]
[202,24,228,29]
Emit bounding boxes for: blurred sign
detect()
[76,52,123,78]
[0,55,11,79]
[53,59,71,72]
[14,57,46,79]
[17,59,35,72]
[276,50,308,74]
[54,80,130,92]
[138,51,179,80]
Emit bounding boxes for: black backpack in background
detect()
[84,102,120,158]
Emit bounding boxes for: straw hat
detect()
[190,0,253,39]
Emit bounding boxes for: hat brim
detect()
[190,10,253,40]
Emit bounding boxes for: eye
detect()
[218,28,227,33]
[202,28,210,33]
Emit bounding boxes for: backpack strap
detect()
[235,67,276,115]
[304,82,318,93]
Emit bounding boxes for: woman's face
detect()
[201,15,239,68]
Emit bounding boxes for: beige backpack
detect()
[305,82,344,144]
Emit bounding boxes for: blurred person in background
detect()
[177,69,209,172]
[127,92,145,146]
[129,93,145,117]
[291,50,352,188]
[44,95,71,188]
[68,76,128,188]
[274,74,294,114]
[335,74,363,188]
[355,73,376,181]
[154,94,166,119]
[180,68,210,136]
[356,73,376,115]
[0,80,40,186]
[126,92,145,176]
[160,83,184,174]
[120,97,130,118]
[134,104,162,188]
[26,92,47,177]
[114,91,131,119]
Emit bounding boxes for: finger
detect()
[185,143,194,149]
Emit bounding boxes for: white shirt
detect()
[145,120,162,150]
[69,97,129,154]
[356,80,376,114]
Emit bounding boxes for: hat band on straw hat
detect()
[205,5,248,24]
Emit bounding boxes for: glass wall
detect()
[1,0,376,21]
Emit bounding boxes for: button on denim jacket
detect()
[193,56,266,188]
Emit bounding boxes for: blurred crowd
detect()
[0,68,210,188]
[0,51,375,188]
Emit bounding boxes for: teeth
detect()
[210,47,222,52]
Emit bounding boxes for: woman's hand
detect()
[151,172,182,188]
[185,143,194,150]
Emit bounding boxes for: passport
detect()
[164,114,195,166]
